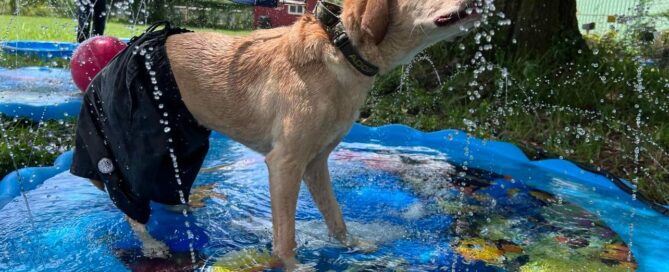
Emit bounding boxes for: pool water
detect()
[0,67,81,121]
[2,128,666,271]
[0,67,77,101]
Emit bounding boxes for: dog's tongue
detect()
[435,8,475,27]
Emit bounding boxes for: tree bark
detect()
[10,0,18,15]
[495,0,586,58]
[148,0,168,23]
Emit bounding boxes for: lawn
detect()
[0,15,250,42]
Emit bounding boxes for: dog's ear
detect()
[361,0,389,45]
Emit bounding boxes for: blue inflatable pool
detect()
[0,68,667,271]
[1,123,667,271]
[0,67,81,121]
[0,41,77,60]
[1,39,132,60]
[230,0,278,7]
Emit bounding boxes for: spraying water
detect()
[1,0,669,270]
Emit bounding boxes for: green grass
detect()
[0,116,76,179]
[0,15,251,67]
[0,15,250,42]
[362,37,669,204]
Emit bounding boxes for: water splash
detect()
[143,49,198,266]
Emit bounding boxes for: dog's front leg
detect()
[265,148,307,270]
[303,152,377,253]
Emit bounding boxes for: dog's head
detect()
[340,0,480,71]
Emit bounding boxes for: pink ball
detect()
[70,36,127,93]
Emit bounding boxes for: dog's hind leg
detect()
[126,215,171,258]
[303,152,347,240]
[303,151,377,253]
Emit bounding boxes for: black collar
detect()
[314,1,380,77]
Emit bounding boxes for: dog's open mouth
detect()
[434,8,478,27]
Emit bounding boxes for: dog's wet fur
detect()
[93,0,480,270]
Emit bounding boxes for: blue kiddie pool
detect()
[0,41,78,60]
[1,68,668,271]
[0,39,132,60]
[0,67,81,121]
[230,0,279,7]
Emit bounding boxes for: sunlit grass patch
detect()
[0,15,250,43]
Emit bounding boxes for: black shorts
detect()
[70,22,211,224]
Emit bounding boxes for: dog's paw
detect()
[142,240,172,259]
[344,236,378,253]
[284,262,316,272]
[292,263,317,272]
[351,239,378,253]
[278,256,316,272]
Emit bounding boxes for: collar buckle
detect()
[333,32,350,48]
[315,1,341,28]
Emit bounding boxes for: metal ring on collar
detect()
[315,0,343,28]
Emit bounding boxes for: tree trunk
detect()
[495,0,586,58]
[10,0,18,15]
[148,0,168,23]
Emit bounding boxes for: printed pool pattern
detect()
[0,138,638,271]
[324,146,637,271]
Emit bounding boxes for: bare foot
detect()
[126,215,172,259]
[141,239,172,258]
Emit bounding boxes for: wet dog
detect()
[80,0,480,270]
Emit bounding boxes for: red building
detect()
[254,0,318,29]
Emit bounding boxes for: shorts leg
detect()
[71,87,152,224]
